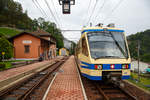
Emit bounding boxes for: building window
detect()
[82,38,88,56]
[24,45,30,53]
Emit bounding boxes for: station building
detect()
[9,30,56,60]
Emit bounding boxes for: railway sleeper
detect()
[104,91,123,94]
[0,57,69,100]
[109,97,129,100]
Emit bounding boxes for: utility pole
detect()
[137,40,140,82]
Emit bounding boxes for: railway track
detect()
[81,76,137,100]
[95,82,137,100]
[0,56,69,100]
[74,57,137,100]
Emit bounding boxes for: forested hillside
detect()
[0,0,64,49]
[0,0,33,30]
[0,27,21,37]
[128,29,150,63]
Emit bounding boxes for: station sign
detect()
[22,40,32,44]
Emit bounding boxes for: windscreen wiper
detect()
[109,32,128,59]
[94,56,121,60]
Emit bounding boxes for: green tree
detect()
[36,18,64,49]
[69,42,76,55]
[0,0,33,30]
[0,37,13,61]
[128,29,150,62]
[31,19,39,31]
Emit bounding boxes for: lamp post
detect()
[137,40,140,82]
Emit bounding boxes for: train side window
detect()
[82,38,88,56]
[79,40,81,53]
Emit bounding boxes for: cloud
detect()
[14,0,150,41]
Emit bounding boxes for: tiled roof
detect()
[9,30,56,44]
[31,30,51,36]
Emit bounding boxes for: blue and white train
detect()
[75,24,131,81]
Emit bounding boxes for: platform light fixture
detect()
[63,0,70,14]
[59,0,75,14]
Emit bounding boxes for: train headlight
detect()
[94,65,102,70]
[110,64,115,69]
[122,64,129,69]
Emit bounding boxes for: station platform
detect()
[0,58,57,82]
[45,56,85,100]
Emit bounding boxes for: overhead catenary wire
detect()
[44,0,61,28]
[51,0,62,27]
[93,0,107,24]
[82,0,92,26]
[66,38,79,40]
[86,0,99,26]
[102,0,124,23]
[32,0,47,17]
[34,0,48,17]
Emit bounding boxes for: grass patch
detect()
[127,72,150,91]
[0,62,12,71]
[0,60,31,71]
[5,60,31,62]
[0,27,21,37]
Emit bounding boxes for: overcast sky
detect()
[14,0,150,42]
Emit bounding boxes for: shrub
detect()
[0,63,6,70]
[141,53,150,63]
[0,37,13,61]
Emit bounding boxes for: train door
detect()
[61,48,66,56]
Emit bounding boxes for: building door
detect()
[44,50,47,60]
[38,46,40,58]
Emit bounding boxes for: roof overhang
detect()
[9,32,56,44]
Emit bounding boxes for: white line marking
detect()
[42,73,58,100]
[74,57,88,100]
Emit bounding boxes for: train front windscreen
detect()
[87,31,128,59]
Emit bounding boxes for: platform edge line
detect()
[74,57,88,100]
[42,72,58,100]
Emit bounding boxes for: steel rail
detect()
[119,86,138,100]
[22,61,66,100]
[95,82,137,100]
[95,83,109,100]
[0,57,69,100]
[74,56,137,100]
[0,60,58,97]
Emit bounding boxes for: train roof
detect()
[81,27,125,35]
